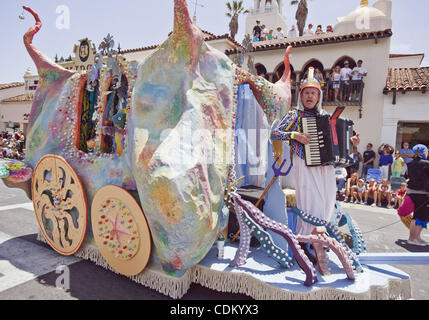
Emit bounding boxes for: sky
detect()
[0,0,428,83]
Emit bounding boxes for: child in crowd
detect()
[378,178,392,208]
[365,178,379,207]
[345,173,359,203]
[352,179,366,204]
[267,29,274,40]
[394,182,407,209]
[378,144,394,180]
[335,166,348,197]
[392,150,405,177]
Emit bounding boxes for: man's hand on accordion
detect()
[350,133,360,147]
[292,132,311,145]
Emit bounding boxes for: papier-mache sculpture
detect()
[6,0,291,276]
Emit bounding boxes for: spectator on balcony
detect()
[340,61,353,101]
[267,29,274,40]
[276,27,284,39]
[326,25,334,33]
[260,25,268,41]
[303,24,314,36]
[253,32,260,42]
[253,20,262,38]
[362,143,376,179]
[378,143,394,180]
[330,65,341,102]
[288,25,297,38]
[351,59,367,102]
[315,25,325,35]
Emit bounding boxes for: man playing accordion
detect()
[271,67,360,262]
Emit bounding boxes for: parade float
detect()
[0,1,411,299]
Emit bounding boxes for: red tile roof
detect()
[121,29,242,54]
[0,82,24,91]
[1,94,33,103]
[225,29,393,55]
[384,67,429,93]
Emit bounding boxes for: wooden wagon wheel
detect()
[91,185,152,276]
[32,155,87,255]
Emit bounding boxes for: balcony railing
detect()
[291,80,365,115]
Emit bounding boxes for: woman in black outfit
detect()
[406,144,429,246]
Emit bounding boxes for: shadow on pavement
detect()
[395,239,429,253]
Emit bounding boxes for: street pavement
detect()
[0,179,428,300]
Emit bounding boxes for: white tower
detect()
[245,0,287,37]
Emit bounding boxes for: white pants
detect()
[380,165,390,180]
[292,155,336,235]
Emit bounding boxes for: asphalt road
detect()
[0,179,428,300]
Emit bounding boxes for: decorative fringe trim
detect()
[193,265,411,300]
[37,231,412,300]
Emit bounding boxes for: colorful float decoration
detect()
[0,0,411,299]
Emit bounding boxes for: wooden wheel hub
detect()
[32,155,87,255]
[91,185,151,276]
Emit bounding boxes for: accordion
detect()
[302,106,354,167]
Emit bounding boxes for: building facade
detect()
[4,0,428,166]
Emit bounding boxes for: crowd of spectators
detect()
[0,130,25,161]
[335,141,421,209]
[252,21,334,42]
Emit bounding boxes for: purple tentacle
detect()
[235,197,317,287]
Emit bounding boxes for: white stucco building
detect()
[5,0,428,163]
[230,0,428,161]
[0,69,37,134]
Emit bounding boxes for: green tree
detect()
[226,1,250,40]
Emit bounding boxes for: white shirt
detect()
[352,66,367,80]
[276,31,284,39]
[304,28,314,36]
[261,28,268,38]
[335,167,347,179]
[340,67,352,81]
[288,29,297,38]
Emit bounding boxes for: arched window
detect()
[272,62,296,82]
[301,59,325,82]
[332,56,357,70]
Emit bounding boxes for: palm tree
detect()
[290,0,309,37]
[226,1,250,40]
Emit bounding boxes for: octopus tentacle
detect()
[231,195,294,268]
[297,230,356,280]
[234,196,317,287]
[290,206,363,272]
